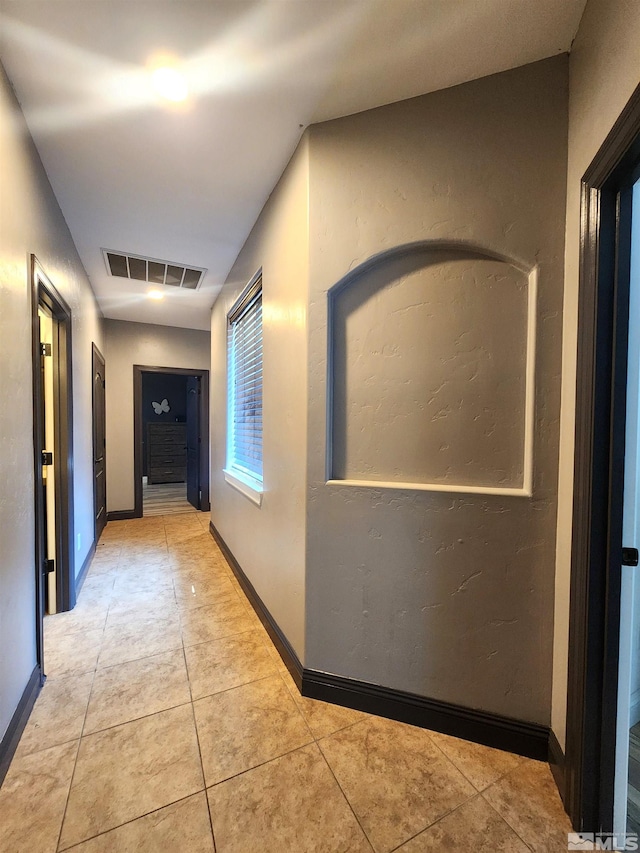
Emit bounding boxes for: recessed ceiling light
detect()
[148,290,164,301]
[151,66,188,102]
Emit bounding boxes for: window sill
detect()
[223,469,263,506]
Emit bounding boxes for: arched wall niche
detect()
[326,240,537,496]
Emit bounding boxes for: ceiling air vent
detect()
[102,250,206,291]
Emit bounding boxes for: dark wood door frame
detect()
[92,344,107,544]
[133,365,210,518]
[31,255,75,677]
[565,85,640,832]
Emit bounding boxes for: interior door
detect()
[615,177,640,838]
[92,345,106,541]
[186,375,200,509]
[38,306,57,615]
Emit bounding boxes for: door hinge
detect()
[41,450,53,466]
[40,342,51,356]
[43,558,54,575]
[622,547,639,567]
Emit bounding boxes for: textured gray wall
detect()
[209,140,309,659]
[306,57,568,724]
[0,63,103,739]
[103,319,210,513]
[331,252,530,489]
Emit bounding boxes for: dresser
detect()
[147,423,187,484]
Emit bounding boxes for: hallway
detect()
[0,515,570,852]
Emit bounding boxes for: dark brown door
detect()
[92,344,106,541]
[186,375,200,509]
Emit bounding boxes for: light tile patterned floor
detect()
[0,513,573,852]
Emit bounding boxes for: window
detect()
[225,271,263,502]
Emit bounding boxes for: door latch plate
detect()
[41,450,53,466]
[622,547,639,567]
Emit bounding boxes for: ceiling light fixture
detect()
[151,66,188,102]
[148,290,164,301]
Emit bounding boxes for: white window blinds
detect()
[227,278,263,483]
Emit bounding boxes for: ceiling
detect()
[0,0,587,331]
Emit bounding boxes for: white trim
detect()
[326,479,532,497]
[224,469,263,506]
[521,266,538,497]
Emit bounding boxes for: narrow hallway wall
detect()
[209,140,309,659]
[0,63,103,742]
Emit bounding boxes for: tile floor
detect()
[0,513,573,852]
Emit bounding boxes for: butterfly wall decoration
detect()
[151,398,170,415]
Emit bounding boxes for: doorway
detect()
[132,365,209,518]
[620,177,640,837]
[38,304,58,615]
[565,85,640,837]
[31,257,75,672]
[92,344,107,542]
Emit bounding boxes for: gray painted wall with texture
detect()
[305,57,568,725]
[0,63,103,740]
[209,140,309,659]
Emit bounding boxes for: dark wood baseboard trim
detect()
[106,509,137,522]
[209,521,303,688]
[303,670,549,760]
[208,520,549,761]
[548,728,566,805]
[74,541,96,598]
[0,665,42,786]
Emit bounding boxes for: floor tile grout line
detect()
[95,641,184,671]
[191,672,281,705]
[417,728,504,796]
[52,573,104,852]
[478,765,547,852]
[385,790,488,853]
[56,790,208,852]
[204,740,324,792]
[273,670,317,743]
[186,681,217,851]
[277,668,329,742]
[182,642,197,703]
[312,716,370,742]
[181,626,266,651]
[11,733,82,761]
[81,697,194,740]
[470,758,531,794]
[52,738,82,853]
[477,789,537,852]
[313,739,377,853]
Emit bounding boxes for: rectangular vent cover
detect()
[102,250,206,291]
